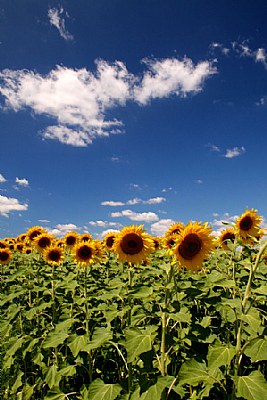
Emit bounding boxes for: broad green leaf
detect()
[235,370,267,400]
[44,391,67,400]
[84,327,113,352]
[18,384,35,400]
[58,365,76,377]
[82,379,122,400]
[244,337,267,362]
[169,307,191,323]
[179,359,223,386]
[253,285,267,295]
[124,327,156,363]
[139,376,174,400]
[68,335,88,357]
[3,336,24,369]
[207,343,235,369]
[42,331,69,348]
[242,308,262,334]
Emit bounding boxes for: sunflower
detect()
[26,226,46,243]
[79,233,93,242]
[103,232,117,252]
[165,222,185,237]
[17,233,27,242]
[93,239,106,262]
[172,221,215,271]
[64,231,79,248]
[113,225,155,265]
[33,233,54,253]
[43,245,64,266]
[72,242,96,266]
[0,240,7,249]
[23,246,32,255]
[152,236,162,250]
[15,243,24,253]
[218,228,236,250]
[162,234,178,250]
[235,209,262,241]
[0,248,12,265]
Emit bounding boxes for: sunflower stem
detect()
[233,242,267,396]
[84,265,93,384]
[127,267,134,392]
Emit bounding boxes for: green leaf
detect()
[179,359,223,386]
[10,370,24,394]
[244,337,267,362]
[207,343,235,369]
[129,285,153,298]
[84,327,113,352]
[42,331,69,349]
[44,391,67,400]
[68,335,88,357]
[3,336,24,369]
[45,364,61,389]
[82,379,122,400]
[235,370,267,400]
[242,308,262,334]
[253,285,267,295]
[139,376,174,400]
[124,327,156,363]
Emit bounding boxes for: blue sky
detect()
[1,0,267,238]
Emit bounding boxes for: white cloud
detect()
[0,195,28,217]
[88,220,122,228]
[127,198,142,205]
[150,218,176,236]
[48,7,73,41]
[255,48,267,68]
[224,146,245,159]
[209,42,230,55]
[48,223,78,237]
[134,57,216,105]
[101,200,125,206]
[195,179,203,184]
[0,174,7,183]
[100,229,120,239]
[111,209,159,223]
[206,143,221,153]
[0,56,215,146]
[162,187,173,193]
[256,96,267,106]
[144,196,166,204]
[210,213,237,237]
[38,219,50,223]
[15,177,29,187]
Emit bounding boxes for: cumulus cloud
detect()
[48,223,78,237]
[0,56,215,146]
[100,229,120,239]
[48,7,73,41]
[144,196,166,205]
[102,197,166,207]
[224,146,245,158]
[150,218,176,236]
[111,209,159,223]
[210,213,237,237]
[0,174,7,183]
[0,195,28,217]
[15,177,29,187]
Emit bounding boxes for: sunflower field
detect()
[1,209,267,399]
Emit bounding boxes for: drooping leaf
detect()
[244,337,267,362]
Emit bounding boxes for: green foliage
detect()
[1,244,267,399]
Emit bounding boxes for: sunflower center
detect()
[222,232,235,242]
[66,236,76,246]
[240,216,253,231]
[106,236,115,248]
[0,242,6,248]
[48,250,61,262]
[0,251,9,262]
[77,246,92,260]
[30,231,42,241]
[121,233,143,255]
[178,233,202,260]
[39,237,51,248]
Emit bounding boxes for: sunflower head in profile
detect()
[235,209,262,242]
[72,242,96,267]
[43,245,64,266]
[15,243,24,253]
[79,233,93,242]
[0,240,7,249]
[26,226,45,243]
[218,228,236,250]
[172,221,215,271]
[103,232,117,252]
[17,234,27,242]
[23,246,32,255]
[33,233,54,253]
[152,236,162,251]
[93,239,106,262]
[0,248,12,265]
[64,231,79,248]
[113,225,155,265]
[165,222,185,237]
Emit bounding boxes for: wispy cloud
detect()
[0,174,7,183]
[88,220,122,228]
[224,146,245,158]
[0,195,28,217]
[206,143,221,153]
[48,7,73,41]
[101,197,166,207]
[0,56,216,146]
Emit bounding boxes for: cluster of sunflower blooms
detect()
[0,208,264,271]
